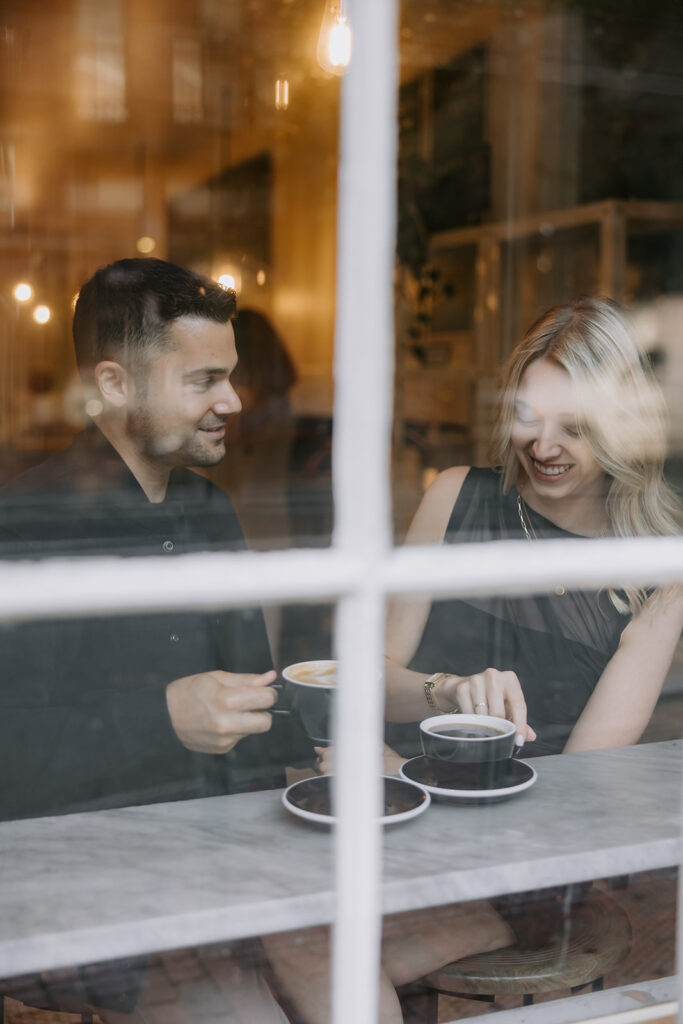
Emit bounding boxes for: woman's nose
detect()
[530,424,562,460]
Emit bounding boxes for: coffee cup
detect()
[420,713,516,787]
[281,660,336,743]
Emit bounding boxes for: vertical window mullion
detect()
[331,1,398,1022]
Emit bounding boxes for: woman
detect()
[266,298,683,1024]
[385,297,683,756]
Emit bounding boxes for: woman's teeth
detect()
[532,459,570,477]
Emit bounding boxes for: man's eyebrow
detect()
[182,366,230,381]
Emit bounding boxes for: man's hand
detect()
[166,669,278,754]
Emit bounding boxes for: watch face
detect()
[424,679,439,710]
[424,674,455,715]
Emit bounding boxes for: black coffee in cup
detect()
[420,713,516,788]
[428,724,507,739]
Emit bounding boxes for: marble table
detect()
[1,740,681,979]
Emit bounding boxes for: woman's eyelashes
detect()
[514,413,580,439]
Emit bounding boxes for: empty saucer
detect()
[283,774,430,826]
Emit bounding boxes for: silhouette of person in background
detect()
[207,308,297,550]
[206,309,298,664]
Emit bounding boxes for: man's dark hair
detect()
[73,258,236,378]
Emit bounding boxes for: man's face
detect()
[127,315,242,468]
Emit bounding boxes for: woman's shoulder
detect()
[405,466,489,545]
[431,465,500,509]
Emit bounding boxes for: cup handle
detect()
[270,681,293,715]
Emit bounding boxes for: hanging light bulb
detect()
[275,78,290,111]
[316,0,352,76]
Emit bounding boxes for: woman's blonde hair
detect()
[489,297,682,615]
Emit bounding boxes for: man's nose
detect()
[212,381,242,416]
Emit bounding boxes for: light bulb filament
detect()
[317,1,352,75]
[275,78,289,111]
[328,17,351,68]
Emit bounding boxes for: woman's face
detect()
[511,358,605,508]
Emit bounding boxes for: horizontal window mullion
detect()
[0,535,682,622]
[383,535,683,597]
[0,549,363,621]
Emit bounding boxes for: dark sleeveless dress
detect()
[396,467,629,758]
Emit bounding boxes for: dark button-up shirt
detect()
[0,425,287,820]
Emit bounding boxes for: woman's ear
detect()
[93,360,130,408]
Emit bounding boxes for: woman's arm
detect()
[564,586,683,753]
[384,466,535,743]
[384,467,469,721]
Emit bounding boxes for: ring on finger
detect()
[475,701,488,712]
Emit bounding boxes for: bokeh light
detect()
[32,305,51,324]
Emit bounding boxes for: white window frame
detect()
[2,3,683,1023]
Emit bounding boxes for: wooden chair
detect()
[0,1000,93,1022]
[399,888,631,1023]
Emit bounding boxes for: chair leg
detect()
[398,987,439,1024]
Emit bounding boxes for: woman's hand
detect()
[435,669,536,745]
[314,743,407,777]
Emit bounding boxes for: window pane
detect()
[0,0,336,550]
[389,2,683,1020]
[0,599,336,1017]
[0,0,341,1020]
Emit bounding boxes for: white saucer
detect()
[283,774,430,826]
[399,756,537,804]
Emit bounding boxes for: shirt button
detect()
[162,540,174,553]
[169,633,180,643]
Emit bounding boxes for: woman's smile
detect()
[528,456,572,480]
[511,358,607,532]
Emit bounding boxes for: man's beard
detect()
[128,408,227,468]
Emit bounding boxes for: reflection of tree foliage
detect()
[573,0,683,205]
[397,50,488,278]
[563,0,681,67]
[397,146,490,278]
[397,156,433,278]
[580,85,683,204]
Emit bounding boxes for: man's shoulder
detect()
[0,435,105,554]
[0,438,85,499]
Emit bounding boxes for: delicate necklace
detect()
[516,494,566,596]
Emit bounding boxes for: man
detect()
[0,260,296,1022]
[0,258,288,822]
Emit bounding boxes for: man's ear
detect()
[93,360,131,408]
